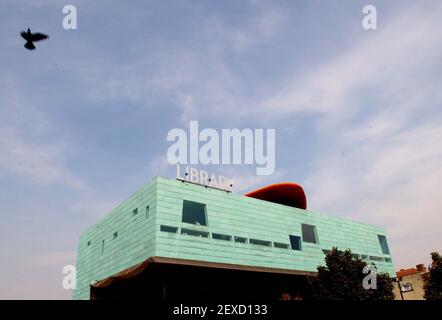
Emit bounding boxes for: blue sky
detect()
[0,0,441,299]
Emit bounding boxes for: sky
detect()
[0,0,441,299]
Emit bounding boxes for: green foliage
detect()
[424,252,442,300]
[304,247,394,300]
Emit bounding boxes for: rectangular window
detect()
[301,223,319,244]
[234,236,247,243]
[181,228,209,238]
[212,233,232,241]
[290,235,302,251]
[369,256,384,262]
[351,253,360,259]
[182,200,207,226]
[401,282,413,293]
[86,240,91,247]
[385,258,392,263]
[132,208,138,216]
[361,255,368,260]
[160,225,178,233]
[249,239,272,247]
[378,235,390,255]
[274,242,290,249]
[145,205,150,219]
[101,240,105,254]
[113,232,118,240]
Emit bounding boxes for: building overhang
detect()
[91,256,316,289]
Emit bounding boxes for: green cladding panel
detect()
[73,176,395,300]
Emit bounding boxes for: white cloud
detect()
[0,78,87,190]
[286,5,442,269]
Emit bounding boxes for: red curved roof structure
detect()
[245,182,307,210]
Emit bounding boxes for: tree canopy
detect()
[424,251,442,300]
[304,247,394,300]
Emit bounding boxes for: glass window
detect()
[370,256,384,262]
[212,233,232,241]
[145,206,150,218]
[181,228,209,238]
[274,242,290,249]
[182,200,207,226]
[249,239,272,247]
[301,224,319,244]
[378,235,390,255]
[401,282,413,292]
[113,232,118,240]
[160,225,178,233]
[234,236,247,243]
[86,240,91,247]
[290,235,302,250]
[132,208,138,216]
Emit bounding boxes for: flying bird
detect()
[20,28,49,50]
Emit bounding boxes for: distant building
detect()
[393,264,428,300]
[73,176,395,300]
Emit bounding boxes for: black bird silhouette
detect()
[20,28,49,50]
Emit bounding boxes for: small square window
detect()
[301,224,319,244]
[290,235,302,250]
[401,282,413,292]
[132,208,138,216]
[182,200,207,226]
[86,240,91,247]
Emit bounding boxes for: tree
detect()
[304,247,394,300]
[424,252,442,300]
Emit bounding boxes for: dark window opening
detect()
[322,249,331,255]
[249,239,271,247]
[145,206,150,219]
[274,242,290,249]
[378,235,390,255]
[101,240,105,254]
[113,232,118,240]
[182,200,207,226]
[301,224,319,244]
[86,240,91,247]
[212,233,232,241]
[290,235,302,251]
[361,255,368,260]
[160,225,178,233]
[234,236,247,243]
[385,258,392,263]
[370,256,384,262]
[132,208,138,216]
[351,253,360,259]
[181,228,209,238]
